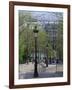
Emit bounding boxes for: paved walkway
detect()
[19,62,63,79]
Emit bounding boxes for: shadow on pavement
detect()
[19,71,63,79]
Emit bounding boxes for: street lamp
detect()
[46,44,48,67]
[33,26,39,77]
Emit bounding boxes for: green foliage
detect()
[19,11,63,64]
[19,12,36,64]
[38,31,47,49]
[19,44,27,64]
[47,44,55,58]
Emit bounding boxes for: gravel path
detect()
[19,62,63,73]
[19,62,63,79]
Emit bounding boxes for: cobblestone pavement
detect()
[19,62,63,79]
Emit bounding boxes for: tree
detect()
[19,11,58,64]
[19,11,37,64]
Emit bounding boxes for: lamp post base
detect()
[34,72,38,78]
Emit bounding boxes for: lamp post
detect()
[46,44,48,67]
[33,26,39,77]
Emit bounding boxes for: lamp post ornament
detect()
[33,26,39,77]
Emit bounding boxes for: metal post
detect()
[34,36,38,77]
[33,26,39,77]
[46,45,48,67]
